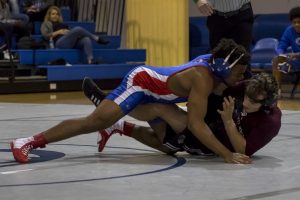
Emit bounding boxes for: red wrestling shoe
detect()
[97,120,125,152]
[10,133,47,163]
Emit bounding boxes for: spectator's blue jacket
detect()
[276,25,300,54]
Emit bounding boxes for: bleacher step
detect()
[17,49,146,65]
[38,63,142,81]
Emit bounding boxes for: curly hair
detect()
[210,38,250,66]
[289,7,300,21]
[246,73,279,107]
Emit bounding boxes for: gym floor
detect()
[0,92,299,200]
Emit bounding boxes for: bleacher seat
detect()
[60,6,71,21]
[251,38,278,71]
[189,17,210,60]
[30,35,121,49]
[38,63,143,81]
[34,21,96,34]
[16,49,146,65]
[253,14,289,44]
[1,6,148,84]
[15,47,146,81]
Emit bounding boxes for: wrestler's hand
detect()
[195,0,214,16]
[217,96,235,123]
[224,152,252,164]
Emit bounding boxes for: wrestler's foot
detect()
[98,120,125,152]
[10,133,47,163]
[82,77,106,106]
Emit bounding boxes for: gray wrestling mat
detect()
[0,103,299,200]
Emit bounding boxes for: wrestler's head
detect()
[243,73,279,113]
[210,39,250,86]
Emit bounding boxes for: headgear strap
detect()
[211,48,245,79]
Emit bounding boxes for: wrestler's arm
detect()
[224,113,280,156]
[218,96,246,154]
[187,70,251,164]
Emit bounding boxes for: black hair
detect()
[210,38,250,66]
[289,7,300,21]
[246,73,279,108]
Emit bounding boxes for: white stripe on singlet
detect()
[209,0,251,13]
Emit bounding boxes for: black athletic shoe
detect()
[82,77,107,106]
[0,44,7,52]
[97,37,110,45]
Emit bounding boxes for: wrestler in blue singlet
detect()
[106,54,213,114]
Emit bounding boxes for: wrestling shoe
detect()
[10,133,47,163]
[98,120,125,152]
[82,77,106,106]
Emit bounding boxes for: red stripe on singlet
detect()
[132,71,172,95]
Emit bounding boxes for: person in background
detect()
[8,0,30,23]
[0,0,30,53]
[193,0,253,78]
[272,7,300,95]
[21,0,54,22]
[9,0,20,13]
[40,6,109,64]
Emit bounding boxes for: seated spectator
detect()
[8,0,19,13]
[21,0,54,22]
[41,6,109,64]
[272,7,300,94]
[8,0,30,24]
[0,0,30,50]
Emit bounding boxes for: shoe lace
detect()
[21,144,33,156]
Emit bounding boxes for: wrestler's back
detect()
[167,67,213,97]
[142,54,212,97]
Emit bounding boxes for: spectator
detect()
[40,6,109,64]
[8,0,30,24]
[0,0,30,51]
[21,0,54,22]
[193,0,253,78]
[9,0,20,13]
[272,7,300,94]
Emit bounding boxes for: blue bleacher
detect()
[251,14,289,70]
[1,6,148,83]
[60,6,71,21]
[38,64,142,81]
[17,49,146,65]
[34,21,96,35]
[189,17,210,60]
[31,35,121,49]
[11,12,147,81]
[250,38,278,70]
[253,14,289,44]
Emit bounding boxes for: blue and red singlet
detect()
[106,54,212,114]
